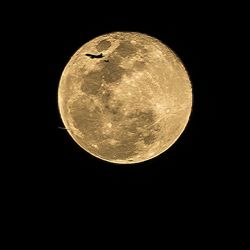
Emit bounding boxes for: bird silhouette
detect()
[85,53,104,59]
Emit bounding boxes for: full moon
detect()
[58,32,192,164]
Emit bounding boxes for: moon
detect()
[58,32,192,164]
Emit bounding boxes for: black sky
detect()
[3,1,245,243]
[14,5,222,208]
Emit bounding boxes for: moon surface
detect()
[58,32,192,164]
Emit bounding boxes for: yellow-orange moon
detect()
[58,32,192,164]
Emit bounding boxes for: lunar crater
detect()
[96,40,111,52]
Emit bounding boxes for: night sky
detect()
[13,4,222,214]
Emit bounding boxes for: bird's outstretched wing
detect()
[58,126,70,130]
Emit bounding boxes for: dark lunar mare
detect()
[72,38,163,160]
